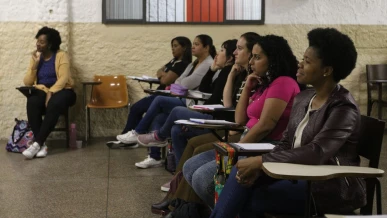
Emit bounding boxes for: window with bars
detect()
[102,0,265,24]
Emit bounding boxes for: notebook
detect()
[230,143,275,151]
[16,86,36,98]
[189,119,238,125]
[191,104,225,110]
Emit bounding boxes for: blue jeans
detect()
[183,149,217,207]
[135,96,185,160]
[134,96,186,134]
[148,113,169,160]
[122,95,156,133]
[157,106,213,165]
[210,166,307,218]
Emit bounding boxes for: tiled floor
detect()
[0,138,170,218]
[0,135,386,218]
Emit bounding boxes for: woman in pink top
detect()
[179,35,303,213]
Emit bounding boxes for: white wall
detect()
[1,0,387,25]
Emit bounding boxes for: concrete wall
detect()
[1,0,387,139]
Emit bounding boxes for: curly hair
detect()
[256,35,304,91]
[221,39,238,65]
[307,28,357,82]
[35,26,62,52]
[171,36,192,63]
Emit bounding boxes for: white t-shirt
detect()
[293,95,316,148]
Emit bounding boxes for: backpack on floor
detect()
[169,198,210,218]
[6,119,34,153]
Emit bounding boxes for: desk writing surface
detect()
[368,79,387,83]
[144,89,171,94]
[262,162,384,181]
[128,76,161,84]
[326,215,387,218]
[81,81,102,85]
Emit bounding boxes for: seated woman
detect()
[119,35,217,168]
[151,32,259,214]
[116,36,192,146]
[22,26,76,159]
[210,28,366,218]
[136,39,238,166]
[117,35,215,146]
[183,34,302,210]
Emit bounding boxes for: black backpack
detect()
[169,198,210,218]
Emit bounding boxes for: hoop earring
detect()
[266,64,274,83]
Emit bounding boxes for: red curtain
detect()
[187,0,224,22]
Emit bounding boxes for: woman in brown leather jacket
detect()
[210,28,366,217]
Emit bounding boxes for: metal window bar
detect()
[102,0,264,24]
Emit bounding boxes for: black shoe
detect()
[151,199,170,215]
[106,141,138,149]
[162,212,173,218]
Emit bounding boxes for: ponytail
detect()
[196,34,216,58]
[209,45,216,58]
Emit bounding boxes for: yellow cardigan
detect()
[24,50,74,93]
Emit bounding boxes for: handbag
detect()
[214,142,235,205]
[165,143,176,173]
[6,118,34,153]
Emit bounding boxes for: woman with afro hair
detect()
[209,28,365,217]
[22,26,76,159]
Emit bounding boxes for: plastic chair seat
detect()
[84,75,129,141]
[366,64,387,119]
[86,102,127,109]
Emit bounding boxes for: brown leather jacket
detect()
[262,85,366,214]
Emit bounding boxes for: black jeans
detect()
[27,89,76,146]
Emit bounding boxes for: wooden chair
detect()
[263,115,385,217]
[50,109,70,147]
[366,64,387,119]
[83,75,129,141]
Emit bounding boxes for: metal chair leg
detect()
[376,178,382,215]
[367,101,372,116]
[304,181,312,218]
[85,106,89,143]
[65,110,70,147]
[87,108,91,140]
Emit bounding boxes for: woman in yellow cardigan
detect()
[22,26,76,159]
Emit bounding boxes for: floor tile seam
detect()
[107,174,173,179]
[106,146,111,218]
[0,177,110,182]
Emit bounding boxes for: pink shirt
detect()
[245,76,300,141]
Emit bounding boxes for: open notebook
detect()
[230,143,275,151]
[189,119,238,125]
[174,119,239,126]
[190,104,224,110]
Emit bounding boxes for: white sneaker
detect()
[22,142,41,159]
[135,155,163,169]
[36,144,48,158]
[116,130,138,144]
[161,181,171,192]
